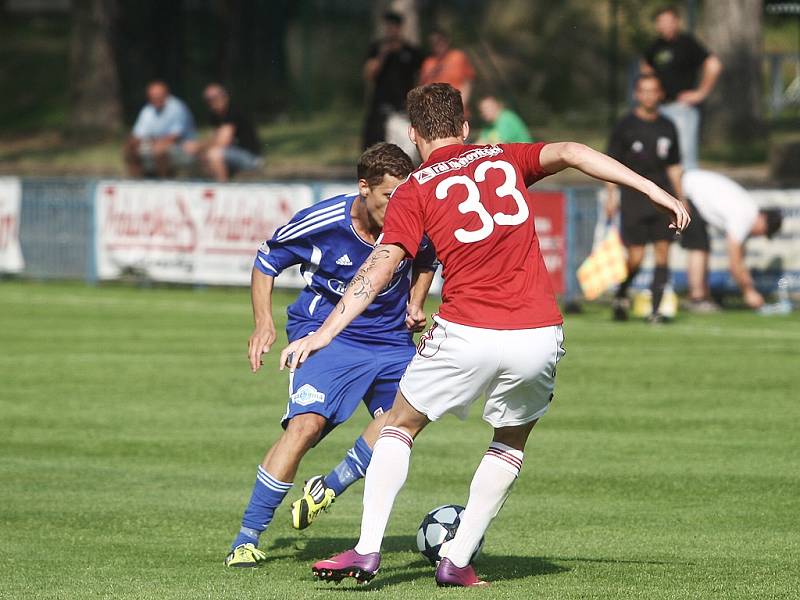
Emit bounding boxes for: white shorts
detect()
[399,317,566,428]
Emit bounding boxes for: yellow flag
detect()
[577,229,628,301]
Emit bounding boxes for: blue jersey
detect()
[254,193,437,346]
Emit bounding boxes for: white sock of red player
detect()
[353,426,414,555]
[444,441,523,568]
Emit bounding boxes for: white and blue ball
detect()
[415,504,484,566]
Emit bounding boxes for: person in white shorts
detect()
[681,169,783,311]
[405,317,565,426]
[281,83,689,587]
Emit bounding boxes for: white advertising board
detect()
[0,177,24,274]
[95,181,314,286]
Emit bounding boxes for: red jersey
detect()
[381,142,563,330]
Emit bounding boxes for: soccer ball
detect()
[415,504,483,566]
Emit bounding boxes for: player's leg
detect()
[225,412,326,567]
[438,324,565,586]
[614,203,648,320]
[614,242,645,320]
[311,392,430,583]
[437,420,537,587]
[313,320,495,584]
[284,339,378,529]
[291,410,389,530]
[680,203,717,311]
[316,343,415,498]
[353,392,430,553]
[687,249,711,301]
[293,344,414,529]
[227,338,373,565]
[650,238,672,319]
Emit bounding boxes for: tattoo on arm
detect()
[349,274,375,301]
[365,248,391,271]
[344,247,391,304]
[337,302,345,314]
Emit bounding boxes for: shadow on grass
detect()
[270,535,568,590]
[543,554,695,566]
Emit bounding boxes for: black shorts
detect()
[620,207,674,246]
[679,199,711,251]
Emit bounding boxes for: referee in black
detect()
[606,74,685,323]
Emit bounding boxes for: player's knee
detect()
[493,420,537,450]
[284,414,326,446]
[206,146,224,163]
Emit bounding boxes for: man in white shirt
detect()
[124,81,198,178]
[681,169,782,310]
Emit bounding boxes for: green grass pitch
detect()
[1,281,799,599]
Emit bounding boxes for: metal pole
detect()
[608,0,619,128]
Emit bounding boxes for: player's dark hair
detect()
[406,83,465,142]
[383,10,403,25]
[653,5,680,20]
[357,143,414,188]
[761,208,783,239]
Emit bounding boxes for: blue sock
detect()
[231,466,292,549]
[323,436,373,496]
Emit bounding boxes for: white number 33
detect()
[435,160,529,243]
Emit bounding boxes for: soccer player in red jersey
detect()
[281,83,690,587]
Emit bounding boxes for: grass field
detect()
[1,281,799,600]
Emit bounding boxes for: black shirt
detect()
[367,40,422,110]
[209,105,260,155]
[644,33,710,101]
[607,112,680,212]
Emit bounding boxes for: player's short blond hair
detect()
[406,83,465,142]
[357,143,414,188]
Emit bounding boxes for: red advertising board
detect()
[530,191,566,294]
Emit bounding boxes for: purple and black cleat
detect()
[435,558,489,587]
[311,549,381,585]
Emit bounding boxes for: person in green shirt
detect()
[476,96,532,143]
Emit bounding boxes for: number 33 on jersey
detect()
[380,142,564,331]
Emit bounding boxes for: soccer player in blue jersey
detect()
[224,143,437,567]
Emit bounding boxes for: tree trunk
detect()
[701,0,765,146]
[69,0,123,136]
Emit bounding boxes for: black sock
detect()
[651,266,669,314]
[616,268,640,299]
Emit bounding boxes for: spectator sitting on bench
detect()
[202,84,262,182]
[124,80,198,178]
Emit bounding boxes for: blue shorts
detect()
[281,335,414,440]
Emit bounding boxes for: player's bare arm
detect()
[280,244,406,371]
[406,266,436,332]
[726,237,764,308]
[248,268,277,373]
[540,142,690,231]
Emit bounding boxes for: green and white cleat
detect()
[224,543,266,568]
[291,475,336,530]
